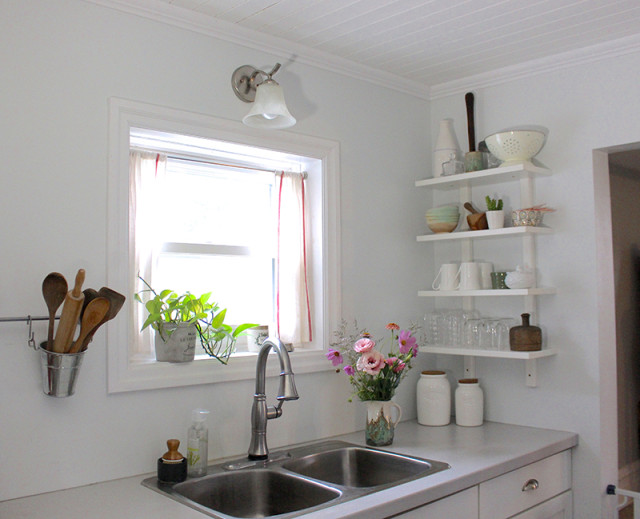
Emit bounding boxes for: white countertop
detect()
[0,420,577,519]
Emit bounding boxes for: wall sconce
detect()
[231,63,296,129]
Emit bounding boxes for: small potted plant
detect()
[485,195,504,229]
[135,277,256,364]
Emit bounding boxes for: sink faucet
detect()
[248,337,299,460]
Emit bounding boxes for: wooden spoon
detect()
[80,287,126,351]
[67,297,110,353]
[81,288,99,319]
[42,272,67,351]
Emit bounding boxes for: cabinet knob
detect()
[521,478,539,492]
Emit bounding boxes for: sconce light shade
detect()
[242,79,296,129]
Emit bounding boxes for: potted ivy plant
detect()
[135,277,256,364]
[485,195,504,229]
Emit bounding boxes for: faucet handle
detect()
[277,372,299,401]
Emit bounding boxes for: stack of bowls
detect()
[426,205,460,233]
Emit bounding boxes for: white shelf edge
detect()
[415,162,551,188]
[419,346,557,359]
[418,287,557,297]
[417,226,552,242]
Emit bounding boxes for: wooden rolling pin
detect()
[52,269,85,353]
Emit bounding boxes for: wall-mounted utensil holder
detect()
[0,315,86,397]
[39,341,85,397]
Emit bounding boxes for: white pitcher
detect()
[432,263,459,291]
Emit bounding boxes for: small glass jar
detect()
[417,370,451,426]
[455,378,484,427]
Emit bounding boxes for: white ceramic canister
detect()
[455,378,484,427]
[417,370,451,426]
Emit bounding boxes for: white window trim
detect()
[107,98,341,393]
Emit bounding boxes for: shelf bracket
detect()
[463,356,476,379]
[525,359,538,387]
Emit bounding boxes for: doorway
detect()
[595,145,640,518]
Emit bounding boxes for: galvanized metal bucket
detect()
[39,343,85,397]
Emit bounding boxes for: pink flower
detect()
[343,365,355,376]
[398,330,417,355]
[386,323,400,331]
[326,348,343,366]
[386,357,406,373]
[356,350,386,375]
[354,337,375,353]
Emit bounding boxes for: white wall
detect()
[429,53,640,518]
[0,0,430,500]
[5,1,640,516]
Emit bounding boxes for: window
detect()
[107,99,340,392]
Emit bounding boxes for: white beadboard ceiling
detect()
[95,0,640,97]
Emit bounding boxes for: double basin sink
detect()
[142,440,449,518]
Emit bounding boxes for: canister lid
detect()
[422,370,446,375]
[458,378,479,384]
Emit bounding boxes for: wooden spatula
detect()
[67,297,110,353]
[80,287,126,351]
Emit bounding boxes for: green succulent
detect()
[485,196,503,211]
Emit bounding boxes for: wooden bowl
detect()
[467,212,488,230]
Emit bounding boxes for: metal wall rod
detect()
[0,316,53,322]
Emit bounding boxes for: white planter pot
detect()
[155,323,197,363]
[486,210,505,229]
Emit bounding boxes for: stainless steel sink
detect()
[281,444,447,488]
[173,469,340,517]
[142,440,449,518]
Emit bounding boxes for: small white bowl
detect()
[485,129,546,166]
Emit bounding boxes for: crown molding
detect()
[82,0,430,100]
[82,0,640,102]
[429,32,640,100]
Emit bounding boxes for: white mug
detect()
[478,262,494,290]
[456,262,481,291]
[433,263,459,291]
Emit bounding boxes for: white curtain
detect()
[276,172,312,346]
[129,151,167,356]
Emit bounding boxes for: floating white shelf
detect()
[419,346,558,387]
[415,162,551,189]
[420,346,557,360]
[418,287,556,297]
[417,225,552,242]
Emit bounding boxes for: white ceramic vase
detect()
[433,119,462,178]
[365,400,402,446]
[486,210,505,229]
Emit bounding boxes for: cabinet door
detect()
[479,451,571,519]
[390,486,478,518]
[509,491,572,519]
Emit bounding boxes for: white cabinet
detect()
[479,451,572,519]
[390,450,572,519]
[390,486,478,518]
[510,491,572,519]
[416,163,556,386]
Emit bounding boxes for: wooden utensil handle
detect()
[52,269,86,353]
[465,92,476,152]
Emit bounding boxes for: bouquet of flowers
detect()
[327,320,419,402]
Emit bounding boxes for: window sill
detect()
[107,348,333,393]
